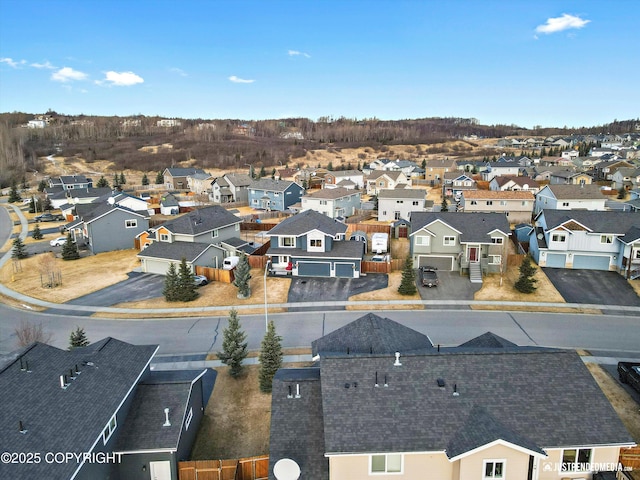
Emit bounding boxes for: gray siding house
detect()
[301,187,362,219]
[248,178,305,211]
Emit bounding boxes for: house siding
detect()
[86,210,149,254]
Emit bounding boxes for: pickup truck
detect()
[617,361,640,394]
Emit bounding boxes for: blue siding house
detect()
[248,178,304,211]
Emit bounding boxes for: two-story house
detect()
[489,175,540,194]
[210,173,253,204]
[592,160,633,182]
[459,190,534,224]
[409,212,511,281]
[529,209,640,272]
[268,313,634,480]
[49,175,93,191]
[423,158,457,185]
[323,170,365,190]
[481,160,526,182]
[137,205,245,274]
[248,178,304,211]
[301,187,362,219]
[266,209,364,278]
[611,167,640,192]
[377,188,427,222]
[366,171,411,195]
[549,169,592,185]
[163,167,208,190]
[442,172,477,198]
[186,171,214,195]
[533,184,607,215]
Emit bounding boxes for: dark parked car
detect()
[419,266,439,287]
[618,362,640,394]
[34,213,64,222]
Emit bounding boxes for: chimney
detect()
[394,352,402,366]
[163,408,171,427]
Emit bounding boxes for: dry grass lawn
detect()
[0,249,140,303]
[347,271,423,310]
[474,265,564,303]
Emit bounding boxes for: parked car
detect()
[49,236,67,247]
[419,266,439,287]
[35,213,64,222]
[193,275,209,287]
[371,254,389,262]
[618,362,640,394]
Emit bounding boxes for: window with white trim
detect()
[415,236,430,246]
[443,236,456,246]
[635,250,640,259]
[212,229,219,238]
[281,236,295,247]
[235,223,240,231]
[102,415,117,445]
[552,233,566,242]
[483,460,504,479]
[160,233,169,242]
[471,200,478,205]
[600,235,613,244]
[125,219,137,228]
[500,200,507,206]
[412,201,419,206]
[486,200,493,206]
[185,407,193,431]
[562,448,592,472]
[491,237,504,244]
[370,454,402,474]
[562,202,570,207]
[310,238,323,248]
[489,255,502,264]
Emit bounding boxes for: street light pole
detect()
[264,260,270,332]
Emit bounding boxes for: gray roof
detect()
[303,187,359,200]
[267,210,348,237]
[158,205,241,236]
[225,173,253,187]
[311,313,433,357]
[541,209,640,235]
[250,178,299,192]
[66,187,113,199]
[458,332,517,349]
[160,193,180,207]
[164,167,206,177]
[542,184,605,200]
[377,188,425,199]
[137,241,216,262]
[80,202,149,224]
[410,212,511,243]
[214,177,229,187]
[59,174,91,184]
[320,349,633,455]
[189,172,213,180]
[0,339,157,479]
[326,169,363,177]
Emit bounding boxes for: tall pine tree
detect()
[177,257,198,302]
[8,181,21,203]
[163,263,179,301]
[217,309,248,378]
[141,173,149,186]
[155,171,164,184]
[258,320,283,393]
[232,253,251,298]
[12,237,28,259]
[69,326,90,350]
[61,232,80,260]
[514,255,537,294]
[32,222,43,240]
[397,253,417,295]
[96,176,110,188]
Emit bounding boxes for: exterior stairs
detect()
[469,262,483,284]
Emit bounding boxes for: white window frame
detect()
[561,448,592,472]
[491,237,504,244]
[443,236,456,246]
[471,200,478,205]
[185,407,193,431]
[160,233,169,242]
[600,235,613,244]
[552,233,566,242]
[212,229,219,238]
[415,235,430,246]
[562,202,570,207]
[489,254,502,265]
[486,200,493,206]
[125,219,137,228]
[500,200,507,206]
[635,249,640,259]
[281,236,296,248]
[370,453,403,474]
[412,201,419,206]
[483,459,505,479]
[102,414,117,445]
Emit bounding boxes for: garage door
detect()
[573,254,610,270]
[418,255,455,271]
[335,263,355,278]
[143,259,173,275]
[545,253,566,268]
[298,262,331,277]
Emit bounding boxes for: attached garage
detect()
[545,253,566,268]
[417,255,455,271]
[573,254,611,270]
[298,261,331,277]
[335,262,356,278]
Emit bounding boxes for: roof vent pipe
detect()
[453,383,460,397]
[287,385,293,399]
[394,352,402,366]
[60,375,68,389]
[375,371,379,388]
[295,384,301,399]
[163,408,171,427]
[19,420,27,434]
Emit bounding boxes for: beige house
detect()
[268,314,634,480]
[423,158,457,184]
[460,190,534,224]
[366,171,411,195]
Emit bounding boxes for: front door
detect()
[149,461,172,480]
[469,247,479,262]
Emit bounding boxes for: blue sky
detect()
[1,0,638,128]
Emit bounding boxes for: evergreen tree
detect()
[177,257,198,302]
[69,326,90,350]
[119,172,126,185]
[42,195,52,212]
[163,263,179,301]
[217,309,248,378]
[155,170,164,184]
[8,181,21,203]
[37,179,47,192]
[96,176,110,188]
[397,254,417,295]
[61,232,80,260]
[441,197,449,212]
[141,173,149,186]
[32,222,43,240]
[259,166,266,179]
[21,177,28,190]
[28,196,37,213]
[271,168,276,179]
[113,172,120,187]
[514,255,537,294]
[12,237,28,259]
[327,161,334,171]
[258,320,283,393]
[232,253,252,298]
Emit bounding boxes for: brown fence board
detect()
[621,446,640,470]
[346,223,391,235]
[248,256,269,269]
[195,266,235,283]
[179,456,268,480]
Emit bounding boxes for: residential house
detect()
[0,338,213,480]
[187,171,214,195]
[323,170,364,189]
[529,209,640,274]
[160,194,180,215]
[459,190,534,224]
[611,167,640,192]
[548,169,592,185]
[248,178,304,211]
[266,209,364,278]
[423,158,457,185]
[301,187,362,219]
[443,172,477,198]
[533,184,607,215]
[269,314,634,480]
[49,175,93,191]
[377,188,427,222]
[49,187,113,210]
[592,160,634,182]
[293,168,328,189]
[489,175,540,194]
[366,171,411,195]
[210,173,253,204]
[163,168,207,190]
[481,160,527,182]
[409,212,511,280]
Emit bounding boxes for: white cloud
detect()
[535,14,590,34]
[170,67,188,77]
[31,61,56,69]
[1,57,26,68]
[51,67,88,82]
[98,71,144,86]
[228,75,255,84]
[288,49,311,58]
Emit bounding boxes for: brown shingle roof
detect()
[463,190,534,200]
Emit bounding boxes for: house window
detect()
[102,414,117,445]
[160,233,169,242]
[600,235,613,244]
[443,236,456,246]
[412,201,419,206]
[415,236,430,246]
[212,229,219,238]
[500,200,507,206]
[320,200,327,206]
[371,454,402,474]
[491,237,504,244]
[185,407,193,431]
[396,200,404,204]
[125,219,137,228]
[635,250,640,260]
[483,460,504,479]
[310,239,323,248]
[562,448,592,472]
[281,237,295,247]
[562,202,570,207]
[235,223,240,231]
[471,200,478,205]
[552,233,566,242]
[489,255,502,264]
[486,200,493,206]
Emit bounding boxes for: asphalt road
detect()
[286,275,388,311]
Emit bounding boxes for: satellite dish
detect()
[537,233,543,240]
[107,196,115,205]
[273,458,301,480]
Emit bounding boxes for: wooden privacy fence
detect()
[248,255,269,269]
[179,456,269,480]
[362,259,403,274]
[195,266,234,283]
[346,223,391,235]
[507,254,526,267]
[620,446,640,471]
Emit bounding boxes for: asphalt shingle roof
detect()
[165,167,206,177]
[303,187,359,200]
[249,178,298,192]
[541,209,640,234]
[158,205,241,236]
[410,212,511,243]
[377,189,425,199]
[543,184,605,200]
[267,210,348,237]
[137,241,215,262]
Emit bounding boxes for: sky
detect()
[1,0,639,129]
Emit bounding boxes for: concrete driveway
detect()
[287,274,389,312]
[543,268,640,307]
[416,270,481,305]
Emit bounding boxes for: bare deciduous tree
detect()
[15,320,53,347]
